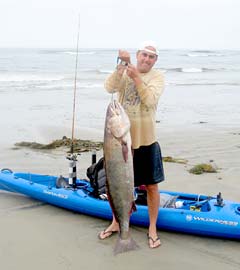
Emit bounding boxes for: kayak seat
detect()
[135,190,179,207]
[86,157,106,198]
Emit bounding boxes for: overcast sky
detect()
[0,0,239,50]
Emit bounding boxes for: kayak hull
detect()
[1,169,240,240]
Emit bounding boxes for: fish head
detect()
[106,100,130,139]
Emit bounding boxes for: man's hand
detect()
[116,63,127,76]
[126,64,143,87]
[118,50,131,63]
[126,64,139,80]
[116,50,131,76]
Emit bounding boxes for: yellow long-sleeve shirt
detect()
[104,68,164,149]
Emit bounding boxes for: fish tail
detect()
[114,236,139,255]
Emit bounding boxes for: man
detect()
[99,41,165,249]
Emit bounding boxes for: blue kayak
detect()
[0,168,240,240]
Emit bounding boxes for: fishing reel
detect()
[117,57,130,66]
[66,152,78,162]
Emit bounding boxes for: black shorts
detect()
[133,141,165,187]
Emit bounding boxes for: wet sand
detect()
[0,127,240,269]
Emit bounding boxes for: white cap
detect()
[138,40,159,56]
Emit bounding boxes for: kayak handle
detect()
[235,206,240,215]
[1,168,13,174]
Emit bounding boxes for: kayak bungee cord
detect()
[67,15,81,189]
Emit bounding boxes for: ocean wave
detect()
[80,83,103,88]
[63,51,96,55]
[39,49,96,55]
[163,66,240,73]
[0,74,65,82]
[186,53,225,57]
[162,67,223,73]
[181,68,203,73]
[168,81,240,86]
[97,69,112,74]
[38,82,103,90]
[79,68,112,74]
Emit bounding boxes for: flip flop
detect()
[98,230,118,240]
[147,233,161,248]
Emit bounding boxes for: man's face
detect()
[136,47,158,73]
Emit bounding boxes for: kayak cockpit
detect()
[11,172,212,212]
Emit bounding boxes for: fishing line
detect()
[70,14,81,154]
[110,57,120,104]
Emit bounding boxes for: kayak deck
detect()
[11,171,213,212]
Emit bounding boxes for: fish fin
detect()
[114,237,139,255]
[121,141,128,162]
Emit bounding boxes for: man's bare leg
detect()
[146,184,161,248]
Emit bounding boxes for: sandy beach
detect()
[0,47,240,269]
[1,125,240,270]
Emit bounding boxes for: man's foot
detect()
[98,229,118,240]
[98,220,119,240]
[147,233,161,248]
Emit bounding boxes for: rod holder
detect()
[91,149,96,165]
[214,192,225,207]
[67,153,78,189]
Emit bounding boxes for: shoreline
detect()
[1,125,239,200]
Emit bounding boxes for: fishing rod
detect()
[71,15,80,154]
[67,15,81,189]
